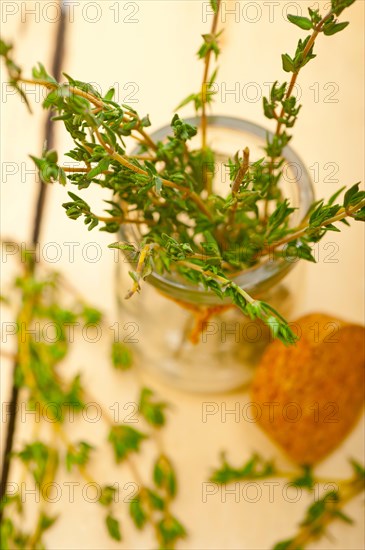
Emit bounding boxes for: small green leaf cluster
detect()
[331,0,356,16]
[139,387,168,427]
[1,440,59,549]
[210,450,365,550]
[108,425,148,462]
[273,489,355,550]
[210,452,276,483]
[263,82,301,128]
[0,511,57,550]
[111,341,133,370]
[197,32,221,60]
[281,36,316,74]
[12,270,99,421]
[105,385,185,549]
[0,39,31,110]
[287,2,353,34]
[65,441,93,472]
[281,184,365,260]
[129,451,185,549]
[62,191,99,230]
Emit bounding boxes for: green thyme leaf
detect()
[105,514,122,541]
[153,455,177,497]
[287,15,313,30]
[139,387,167,427]
[65,441,93,472]
[129,494,147,529]
[108,425,148,462]
[111,342,133,370]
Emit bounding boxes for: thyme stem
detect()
[264,9,336,219]
[260,198,365,257]
[201,0,221,153]
[0,6,67,516]
[94,130,213,219]
[274,11,333,138]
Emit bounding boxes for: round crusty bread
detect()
[251,313,365,465]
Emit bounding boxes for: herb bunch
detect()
[0,251,185,550]
[210,452,365,549]
[1,0,363,345]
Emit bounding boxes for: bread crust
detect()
[251,314,365,464]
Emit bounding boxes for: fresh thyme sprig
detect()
[106,388,186,549]
[176,0,222,158]
[0,251,185,549]
[210,452,365,550]
[0,253,103,548]
[0,0,362,348]
[263,0,356,215]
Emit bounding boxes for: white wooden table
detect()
[1,2,364,548]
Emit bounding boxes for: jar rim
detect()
[123,115,315,303]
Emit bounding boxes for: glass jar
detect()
[118,116,314,392]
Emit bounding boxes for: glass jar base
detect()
[134,353,257,393]
[132,316,271,393]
